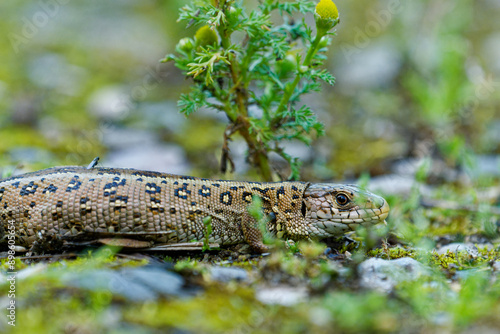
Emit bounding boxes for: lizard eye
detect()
[335,193,349,206]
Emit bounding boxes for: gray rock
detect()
[105,144,190,175]
[435,243,479,258]
[209,266,248,282]
[16,263,48,280]
[120,266,184,296]
[335,41,401,91]
[255,286,308,306]
[102,127,159,150]
[137,102,186,133]
[368,174,433,197]
[27,53,88,95]
[61,266,185,301]
[359,257,428,293]
[464,155,500,178]
[8,147,55,165]
[482,32,500,74]
[62,269,157,301]
[87,85,132,120]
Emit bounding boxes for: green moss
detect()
[125,286,261,332]
[367,246,416,260]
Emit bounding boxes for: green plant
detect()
[163,0,339,180]
[202,215,213,251]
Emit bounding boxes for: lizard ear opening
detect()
[301,201,307,217]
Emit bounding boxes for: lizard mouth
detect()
[309,199,390,236]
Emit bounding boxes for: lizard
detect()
[0,165,389,253]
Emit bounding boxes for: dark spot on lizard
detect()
[180,176,196,180]
[11,182,20,189]
[100,169,121,176]
[212,183,221,187]
[199,185,211,197]
[150,197,161,204]
[276,186,285,199]
[145,182,161,194]
[252,187,269,195]
[56,201,64,207]
[220,191,233,205]
[103,182,118,197]
[66,176,82,192]
[118,195,128,203]
[242,191,253,203]
[130,170,164,178]
[43,184,58,194]
[80,197,89,204]
[20,181,38,196]
[170,208,176,214]
[292,194,299,199]
[292,185,298,191]
[191,201,197,206]
[30,201,36,208]
[174,183,191,200]
[136,178,143,182]
[230,186,238,191]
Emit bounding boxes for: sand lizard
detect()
[0,165,389,252]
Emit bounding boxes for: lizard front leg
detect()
[241,211,269,253]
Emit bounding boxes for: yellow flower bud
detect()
[315,0,340,35]
[194,26,219,47]
[315,0,339,21]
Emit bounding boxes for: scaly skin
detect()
[0,166,389,252]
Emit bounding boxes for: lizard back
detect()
[0,166,308,249]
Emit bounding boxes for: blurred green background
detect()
[0,0,499,180]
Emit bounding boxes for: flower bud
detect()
[195,25,219,47]
[315,0,339,35]
[176,37,194,54]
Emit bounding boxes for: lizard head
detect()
[301,184,389,238]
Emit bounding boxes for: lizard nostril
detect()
[301,202,307,217]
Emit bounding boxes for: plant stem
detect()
[218,17,273,181]
[274,33,323,119]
